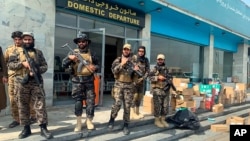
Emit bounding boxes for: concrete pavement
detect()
[0,94,153,141]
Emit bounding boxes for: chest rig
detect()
[151,65,169,89]
[72,48,93,76]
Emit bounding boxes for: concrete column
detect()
[203,34,214,78]
[141,14,151,91]
[233,43,248,83]
[140,14,151,61]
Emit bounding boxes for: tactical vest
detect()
[72,48,93,76]
[114,57,133,83]
[116,71,133,82]
[151,66,168,89]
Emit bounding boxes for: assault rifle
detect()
[22,48,45,95]
[61,43,93,73]
[124,59,143,77]
[156,66,176,92]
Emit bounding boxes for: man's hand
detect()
[2,77,8,83]
[121,57,128,66]
[158,75,166,81]
[22,61,30,69]
[68,55,78,62]
[88,64,96,72]
[134,65,140,71]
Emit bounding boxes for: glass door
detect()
[79,28,105,106]
[125,38,151,91]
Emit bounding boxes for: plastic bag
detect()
[167,108,200,130]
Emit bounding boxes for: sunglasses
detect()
[78,40,87,43]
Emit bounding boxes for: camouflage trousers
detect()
[8,76,19,121]
[71,81,95,118]
[10,76,36,122]
[131,83,145,108]
[15,78,48,126]
[151,88,170,117]
[110,81,134,123]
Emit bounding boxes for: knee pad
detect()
[75,101,83,111]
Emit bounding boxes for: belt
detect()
[78,75,93,83]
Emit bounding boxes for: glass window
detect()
[79,17,94,29]
[151,35,201,80]
[95,21,124,36]
[56,11,77,27]
[222,51,233,82]
[54,26,77,72]
[126,27,138,38]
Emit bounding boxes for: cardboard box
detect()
[143,95,153,103]
[173,78,190,87]
[212,103,224,113]
[176,100,196,108]
[193,85,200,96]
[143,95,154,114]
[210,124,229,132]
[143,105,154,114]
[199,100,205,109]
[235,83,246,91]
[226,116,245,125]
[245,118,250,125]
[182,88,194,95]
[224,86,235,99]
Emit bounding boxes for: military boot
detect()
[86,118,94,130]
[130,108,140,120]
[135,106,144,119]
[18,125,31,139]
[154,117,165,128]
[74,116,82,132]
[108,117,115,130]
[40,124,53,139]
[160,116,169,127]
[123,123,130,135]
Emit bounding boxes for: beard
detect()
[23,42,35,50]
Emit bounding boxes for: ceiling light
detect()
[156,8,162,12]
[139,1,144,6]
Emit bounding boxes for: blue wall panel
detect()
[152,15,209,46]
[166,0,250,38]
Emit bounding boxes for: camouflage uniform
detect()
[4,45,36,123]
[62,47,99,118]
[131,54,149,108]
[8,47,48,126]
[109,56,135,124]
[149,65,171,117]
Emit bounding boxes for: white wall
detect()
[0,0,56,112]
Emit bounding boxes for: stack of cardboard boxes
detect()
[172,78,197,112]
[219,83,247,105]
[142,78,248,115]
[211,115,249,132]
